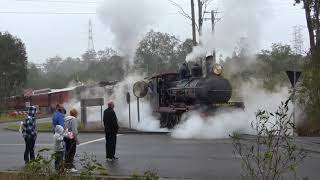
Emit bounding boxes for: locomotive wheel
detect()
[160,113,181,129]
[160,113,168,128]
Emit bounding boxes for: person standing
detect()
[103,100,119,161]
[52,104,65,132]
[53,125,65,171]
[64,109,79,172]
[22,106,37,164]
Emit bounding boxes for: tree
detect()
[80,55,125,82]
[294,0,320,131]
[82,50,97,61]
[294,0,320,56]
[97,47,118,60]
[223,43,302,91]
[26,63,46,89]
[169,0,213,42]
[0,32,27,110]
[134,30,180,75]
[176,39,194,60]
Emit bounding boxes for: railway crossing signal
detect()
[286,71,301,88]
[286,70,301,136]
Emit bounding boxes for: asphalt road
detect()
[1,121,320,180]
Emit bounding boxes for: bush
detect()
[19,149,107,180]
[132,170,159,180]
[231,99,307,180]
[79,152,108,180]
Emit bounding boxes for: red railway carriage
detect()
[6,96,30,110]
[6,87,75,112]
[49,88,74,107]
[31,87,75,112]
[6,81,118,112]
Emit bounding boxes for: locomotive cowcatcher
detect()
[133,57,244,128]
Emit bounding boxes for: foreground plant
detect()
[19,149,107,180]
[132,169,159,180]
[79,152,108,180]
[19,148,64,180]
[231,99,307,180]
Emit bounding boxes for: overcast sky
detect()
[0,0,309,64]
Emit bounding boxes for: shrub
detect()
[231,99,307,180]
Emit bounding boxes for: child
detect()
[53,125,65,171]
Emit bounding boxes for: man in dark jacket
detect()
[103,100,119,161]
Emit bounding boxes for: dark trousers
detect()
[24,138,35,163]
[54,151,64,171]
[105,133,117,158]
[64,138,76,169]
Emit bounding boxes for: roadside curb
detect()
[0,170,132,180]
[0,170,188,180]
[5,127,170,135]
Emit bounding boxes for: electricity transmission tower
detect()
[88,19,95,52]
[292,25,304,55]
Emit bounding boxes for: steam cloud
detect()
[171,84,289,139]
[186,0,272,62]
[63,74,168,132]
[97,0,162,60]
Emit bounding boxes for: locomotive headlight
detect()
[212,64,223,76]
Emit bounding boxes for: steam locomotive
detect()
[133,58,244,128]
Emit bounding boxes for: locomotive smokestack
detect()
[205,53,216,77]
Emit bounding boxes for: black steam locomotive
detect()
[133,60,244,128]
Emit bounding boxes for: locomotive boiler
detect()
[133,61,244,128]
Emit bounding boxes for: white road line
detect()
[78,137,105,146]
[78,134,122,147]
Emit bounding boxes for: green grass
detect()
[0,114,25,122]
[0,112,49,123]
[8,121,89,132]
[8,122,52,131]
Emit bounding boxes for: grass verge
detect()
[0,113,49,123]
[7,122,91,132]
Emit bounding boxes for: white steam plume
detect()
[186,0,272,62]
[171,84,289,139]
[108,74,168,132]
[97,0,162,61]
[63,74,168,132]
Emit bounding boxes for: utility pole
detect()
[88,19,95,52]
[197,0,203,37]
[211,10,215,33]
[191,0,197,46]
[204,10,221,62]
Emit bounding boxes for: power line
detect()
[0,11,96,14]
[15,0,100,4]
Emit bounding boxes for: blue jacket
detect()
[52,111,64,128]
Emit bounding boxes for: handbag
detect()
[63,128,74,139]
